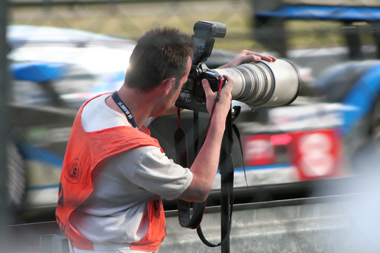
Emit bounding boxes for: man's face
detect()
[154,56,192,117]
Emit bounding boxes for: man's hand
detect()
[218,50,276,69]
[202,75,233,116]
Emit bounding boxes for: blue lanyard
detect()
[112,91,139,129]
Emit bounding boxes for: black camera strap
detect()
[196,115,248,248]
[175,77,224,229]
[176,106,247,249]
[175,75,247,248]
[197,105,234,248]
[175,108,207,229]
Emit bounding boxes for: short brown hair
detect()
[124,27,195,92]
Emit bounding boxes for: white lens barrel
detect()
[213,59,301,107]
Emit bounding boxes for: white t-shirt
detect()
[70,94,193,251]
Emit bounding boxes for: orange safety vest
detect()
[55,94,166,252]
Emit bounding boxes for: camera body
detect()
[175,21,226,113]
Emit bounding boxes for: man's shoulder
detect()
[81,94,127,132]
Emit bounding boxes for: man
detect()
[56,27,275,253]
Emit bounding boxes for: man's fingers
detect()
[222,75,234,92]
[240,50,276,62]
[202,79,213,97]
[203,76,233,96]
[252,52,276,62]
[242,54,261,63]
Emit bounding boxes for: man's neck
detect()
[106,86,155,129]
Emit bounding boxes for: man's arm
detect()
[178,75,233,203]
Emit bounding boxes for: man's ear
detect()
[162,77,176,95]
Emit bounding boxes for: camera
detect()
[175,21,301,112]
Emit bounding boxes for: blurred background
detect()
[2,0,380,252]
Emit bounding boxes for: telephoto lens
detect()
[211,59,301,107]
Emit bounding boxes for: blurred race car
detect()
[236,59,380,189]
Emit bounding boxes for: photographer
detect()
[56,27,275,253]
